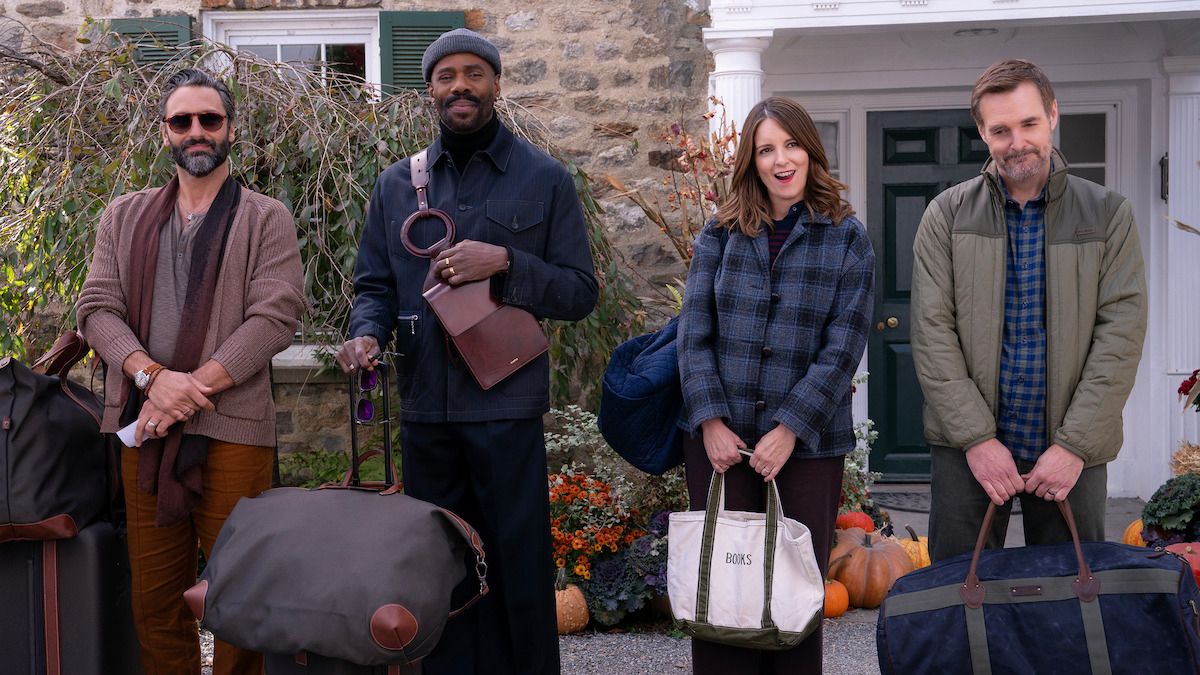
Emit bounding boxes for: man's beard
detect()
[996,146,1048,183]
[437,92,494,134]
[171,136,231,177]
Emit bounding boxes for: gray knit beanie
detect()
[421,28,502,83]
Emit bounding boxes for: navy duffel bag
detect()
[877,501,1200,674]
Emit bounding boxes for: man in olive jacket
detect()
[911,59,1147,562]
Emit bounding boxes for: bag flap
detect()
[448,305,547,389]
[422,279,500,337]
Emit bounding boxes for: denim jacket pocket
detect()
[485,200,544,234]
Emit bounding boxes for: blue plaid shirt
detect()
[996,181,1048,461]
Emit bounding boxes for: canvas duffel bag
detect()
[186,363,487,667]
[877,501,1200,674]
[0,330,107,542]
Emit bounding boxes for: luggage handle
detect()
[346,361,396,489]
[30,330,100,428]
[959,500,1099,608]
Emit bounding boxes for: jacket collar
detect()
[428,118,516,173]
[981,147,1070,205]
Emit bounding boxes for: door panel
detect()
[867,109,984,481]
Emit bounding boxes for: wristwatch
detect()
[133,363,164,391]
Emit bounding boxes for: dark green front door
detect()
[866,109,987,481]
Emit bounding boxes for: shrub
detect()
[0,25,641,409]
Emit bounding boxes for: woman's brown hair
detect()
[715,96,853,236]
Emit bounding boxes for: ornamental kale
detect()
[1143,473,1200,537]
[581,551,648,626]
[626,527,669,596]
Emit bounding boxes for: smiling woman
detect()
[676,95,875,674]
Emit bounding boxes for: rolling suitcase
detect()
[877,501,1200,674]
[0,520,142,675]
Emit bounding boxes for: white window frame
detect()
[1054,104,1117,189]
[202,9,382,96]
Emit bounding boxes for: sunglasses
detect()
[352,353,402,423]
[163,112,227,134]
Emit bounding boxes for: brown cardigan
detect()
[77,186,307,447]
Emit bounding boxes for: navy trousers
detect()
[400,419,559,675]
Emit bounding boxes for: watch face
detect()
[134,370,150,389]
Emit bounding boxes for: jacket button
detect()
[755,400,766,411]
[458,204,468,211]
[761,347,773,357]
[770,293,781,303]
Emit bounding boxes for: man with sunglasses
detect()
[337,28,597,675]
[78,68,306,675]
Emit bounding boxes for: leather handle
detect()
[960,500,1097,607]
[400,148,456,259]
[31,330,101,428]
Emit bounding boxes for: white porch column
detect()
[1166,58,1200,373]
[1166,57,1200,448]
[705,35,771,135]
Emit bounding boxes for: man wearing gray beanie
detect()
[338,27,597,675]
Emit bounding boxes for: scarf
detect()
[120,173,240,527]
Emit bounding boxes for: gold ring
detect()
[447,266,456,276]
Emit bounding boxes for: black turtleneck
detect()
[440,114,500,174]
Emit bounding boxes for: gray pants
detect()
[928,445,1108,563]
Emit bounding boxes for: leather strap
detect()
[411,149,430,210]
[960,500,1098,608]
[30,330,101,427]
[400,149,456,259]
[42,540,61,675]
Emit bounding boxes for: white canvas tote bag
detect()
[667,473,824,650]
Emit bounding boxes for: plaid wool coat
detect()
[678,209,875,457]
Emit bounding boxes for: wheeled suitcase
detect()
[877,501,1200,674]
[0,520,142,675]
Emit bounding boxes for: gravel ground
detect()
[200,611,881,674]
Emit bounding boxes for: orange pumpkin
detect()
[823,579,849,618]
[828,527,914,609]
[1122,519,1145,546]
[1166,543,1200,587]
[835,510,875,531]
[897,525,931,569]
[554,569,589,634]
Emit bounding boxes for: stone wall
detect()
[5,0,712,290]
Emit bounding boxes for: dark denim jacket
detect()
[349,123,597,422]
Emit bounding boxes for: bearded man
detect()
[336,28,597,675]
[77,67,306,674]
[911,59,1147,562]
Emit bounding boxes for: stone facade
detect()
[9,0,712,454]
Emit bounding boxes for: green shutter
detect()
[379,11,464,94]
[109,15,192,66]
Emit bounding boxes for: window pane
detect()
[326,43,367,81]
[1059,113,1105,164]
[1068,166,1106,186]
[817,121,838,170]
[280,44,320,71]
[238,44,277,61]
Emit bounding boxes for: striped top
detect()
[768,202,803,267]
